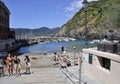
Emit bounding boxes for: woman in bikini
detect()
[17,58,22,76]
[14,56,18,75]
[24,55,31,74]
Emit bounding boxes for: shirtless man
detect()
[11,56,15,75]
[6,53,12,76]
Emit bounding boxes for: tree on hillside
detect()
[116,12,120,31]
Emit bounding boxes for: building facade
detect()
[0,0,15,52]
[82,47,120,84]
[0,0,15,39]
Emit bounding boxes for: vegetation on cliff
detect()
[56,0,120,39]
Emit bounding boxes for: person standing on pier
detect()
[14,56,18,75]
[17,58,21,76]
[73,45,76,60]
[61,46,65,53]
[61,46,66,54]
[0,58,4,76]
[11,56,15,75]
[6,53,12,76]
[24,55,31,74]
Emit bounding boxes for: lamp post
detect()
[79,51,82,84]
[109,30,114,42]
[82,0,88,48]
[78,1,89,84]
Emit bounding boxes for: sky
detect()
[3,0,98,29]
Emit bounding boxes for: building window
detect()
[89,54,93,64]
[98,57,111,70]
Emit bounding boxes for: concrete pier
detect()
[0,68,71,84]
[0,53,103,84]
[0,53,71,84]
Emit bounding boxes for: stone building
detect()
[0,0,15,39]
[0,0,15,52]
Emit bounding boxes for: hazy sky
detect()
[3,0,97,29]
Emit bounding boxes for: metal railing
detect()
[58,53,87,84]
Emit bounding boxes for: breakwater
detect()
[10,37,76,53]
[1,37,76,53]
[7,39,38,53]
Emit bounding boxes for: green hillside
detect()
[56,0,120,39]
[13,27,60,37]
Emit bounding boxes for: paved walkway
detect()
[0,68,70,84]
[0,66,104,84]
[66,66,104,84]
[0,53,104,84]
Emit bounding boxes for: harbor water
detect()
[17,39,95,54]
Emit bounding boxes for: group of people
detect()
[52,45,78,68]
[0,53,31,77]
[6,54,21,76]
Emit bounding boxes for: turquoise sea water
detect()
[17,39,95,54]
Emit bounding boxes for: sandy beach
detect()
[18,53,58,69]
[17,51,77,68]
